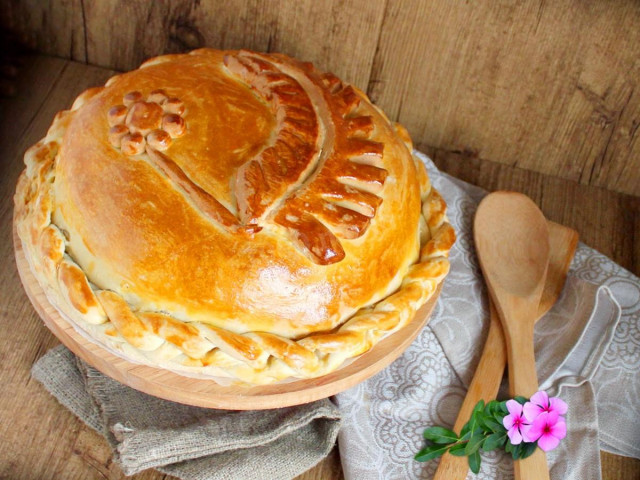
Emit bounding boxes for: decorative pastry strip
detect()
[58,257,107,325]
[224,51,391,265]
[96,291,164,351]
[144,147,256,233]
[273,211,346,265]
[107,89,186,156]
[38,224,65,281]
[137,312,213,359]
[224,52,321,225]
[266,59,389,264]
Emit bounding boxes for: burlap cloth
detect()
[32,346,340,480]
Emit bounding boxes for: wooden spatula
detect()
[433,220,578,479]
[474,191,552,480]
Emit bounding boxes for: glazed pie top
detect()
[15,49,455,384]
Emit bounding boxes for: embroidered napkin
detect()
[336,152,639,479]
[32,346,341,480]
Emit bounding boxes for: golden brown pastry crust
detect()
[15,49,455,384]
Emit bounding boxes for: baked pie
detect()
[15,49,455,385]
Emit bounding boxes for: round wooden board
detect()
[14,221,441,410]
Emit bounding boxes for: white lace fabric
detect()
[336,152,640,480]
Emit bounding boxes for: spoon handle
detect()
[514,450,550,480]
[504,311,550,480]
[433,301,505,480]
[505,316,538,396]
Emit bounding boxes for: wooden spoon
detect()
[434,221,578,479]
[474,191,551,480]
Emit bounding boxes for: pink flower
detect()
[503,399,533,445]
[526,410,567,451]
[523,391,568,422]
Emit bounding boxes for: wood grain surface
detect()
[3,0,640,196]
[0,55,639,479]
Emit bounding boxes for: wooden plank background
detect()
[2,0,639,196]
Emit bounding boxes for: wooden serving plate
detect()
[14,222,441,410]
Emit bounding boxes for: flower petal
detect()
[527,411,548,441]
[507,427,523,445]
[537,433,561,452]
[506,399,523,416]
[550,396,568,415]
[530,390,549,408]
[547,409,559,425]
[520,423,535,443]
[550,419,567,440]
[523,401,543,422]
[503,414,515,430]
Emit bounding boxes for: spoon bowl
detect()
[474,193,550,298]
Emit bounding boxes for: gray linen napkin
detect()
[337,153,639,480]
[32,346,341,480]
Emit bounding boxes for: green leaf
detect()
[465,431,485,456]
[513,395,528,405]
[422,426,458,444]
[498,401,509,414]
[483,432,506,452]
[415,443,451,462]
[477,409,496,433]
[484,417,506,433]
[493,410,507,425]
[510,443,523,460]
[460,421,471,439]
[468,450,481,474]
[473,400,486,416]
[448,442,468,457]
[518,441,538,460]
[475,413,488,432]
[485,400,501,419]
[468,401,485,437]
[468,420,479,437]
[505,440,514,454]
